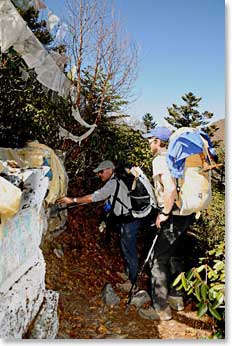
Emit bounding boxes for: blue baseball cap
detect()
[142,126,172,142]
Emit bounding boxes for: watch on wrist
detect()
[73,197,77,203]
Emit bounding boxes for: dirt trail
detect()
[42,206,214,339]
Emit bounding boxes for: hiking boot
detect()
[116,279,132,292]
[138,306,172,321]
[168,295,184,311]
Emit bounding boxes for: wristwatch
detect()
[73,197,77,203]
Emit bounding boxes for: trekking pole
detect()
[51,202,88,222]
[55,202,87,212]
[125,231,159,313]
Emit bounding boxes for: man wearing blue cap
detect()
[139,127,195,321]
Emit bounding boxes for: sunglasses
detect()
[97,170,105,175]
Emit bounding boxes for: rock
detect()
[0,252,46,339]
[101,283,120,306]
[130,290,151,308]
[27,290,59,339]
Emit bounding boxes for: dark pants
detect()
[120,209,156,284]
[149,214,195,310]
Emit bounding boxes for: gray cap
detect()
[93,160,115,173]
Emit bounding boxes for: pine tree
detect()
[142,113,157,131]
[164,92,214,129]
[18,6,53,45]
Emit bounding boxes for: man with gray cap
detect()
[57,160,116,206]
[57,159,153,291]
[138,127,195,321]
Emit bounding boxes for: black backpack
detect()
[115,165,151,213]
[104,164,157,221]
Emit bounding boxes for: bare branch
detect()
[63,0,138,119]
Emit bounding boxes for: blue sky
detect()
[45,0,225,125]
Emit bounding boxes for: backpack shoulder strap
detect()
[109,176,120,213]
[112,176,133,214]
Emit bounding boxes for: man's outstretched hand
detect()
[56,197,74,205]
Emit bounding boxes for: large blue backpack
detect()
[166,127,220,216]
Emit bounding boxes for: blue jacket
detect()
[167,130,217,178]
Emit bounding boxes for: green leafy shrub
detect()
[64,117,153,192]
[173,241,225,335]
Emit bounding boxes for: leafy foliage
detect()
[173,191,225,338]
[173,242,225,327]
[0,54,72,148]
[211,145,225,188]
[79,67,128,122]
[64,116,152,191]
